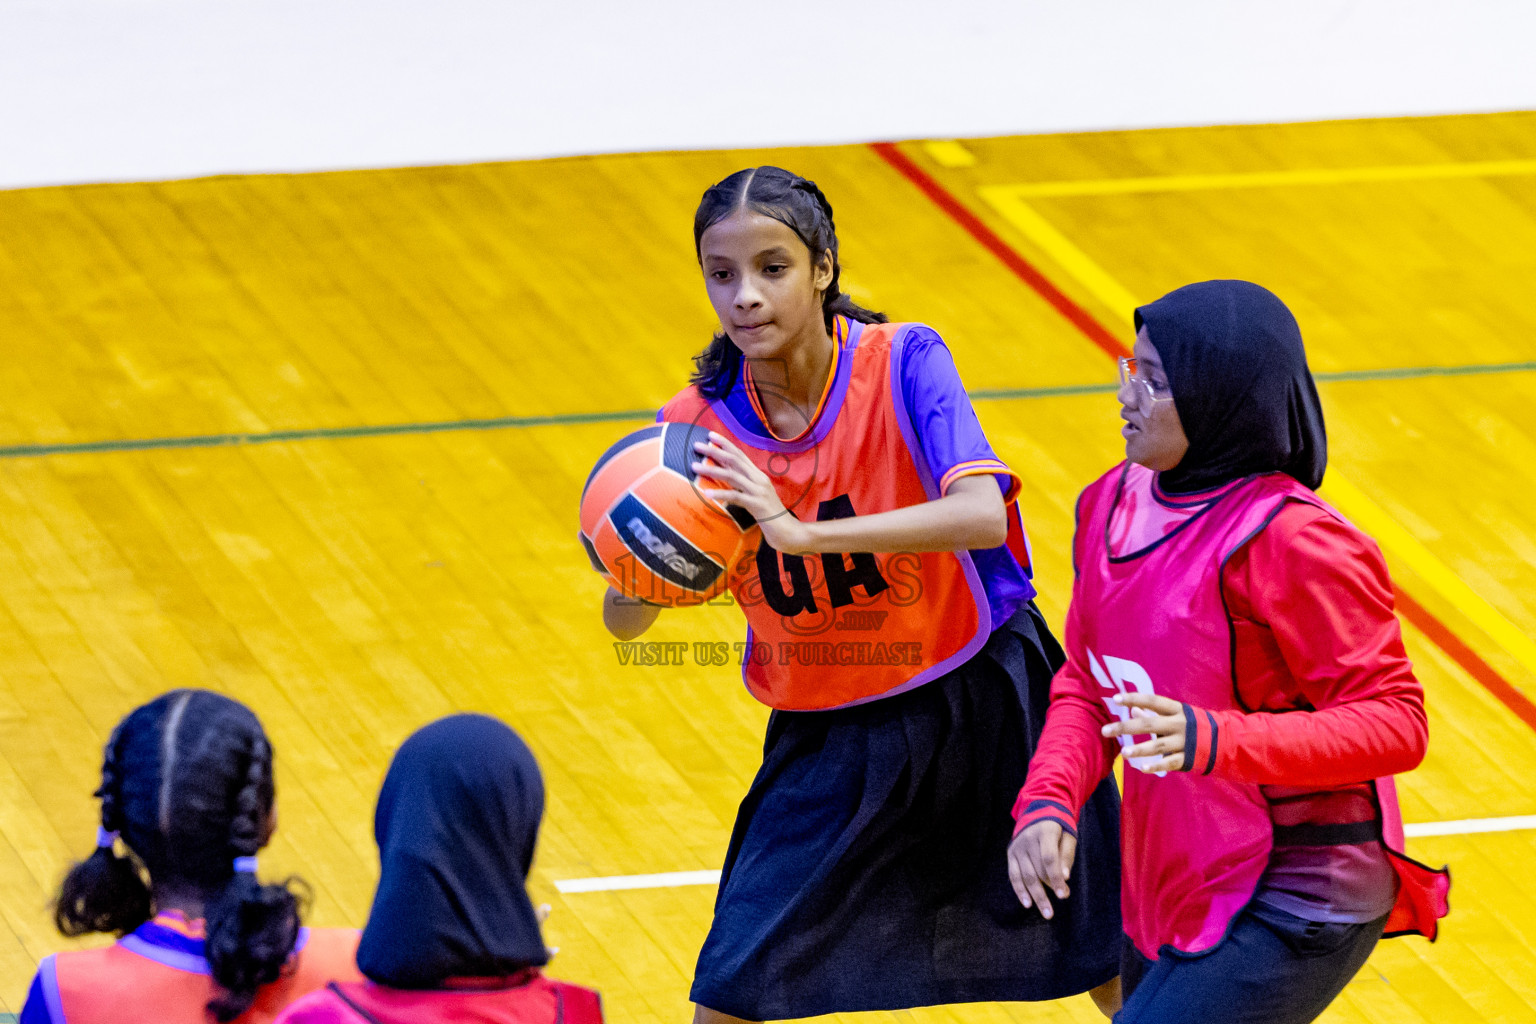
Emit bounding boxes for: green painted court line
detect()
[970,382,1116,400]
[0,361,1533,461]
[1314,360,1536,383]
[971,360,1536,402]
[0,408,659,459]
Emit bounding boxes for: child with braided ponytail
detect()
[601,166,1122,1022]
[21,689,362,1024]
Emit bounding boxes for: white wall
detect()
[1,0,1533,190]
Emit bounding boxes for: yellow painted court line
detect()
[978,189,1140,316]
[1320,475,1536,680]
[980,159,1536,199]
[979,187,1536,684]
[923,140,977,169]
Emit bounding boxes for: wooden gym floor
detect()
[1,110,1534,1023]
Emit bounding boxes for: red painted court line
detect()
[1395,587,1536,732]
[868,142,1129,361]
[870,139,1536,735]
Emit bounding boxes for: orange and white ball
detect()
[579,422,759,607]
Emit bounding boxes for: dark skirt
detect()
[691,602,1123,1020]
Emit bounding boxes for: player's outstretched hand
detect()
[1007,820,1076,920]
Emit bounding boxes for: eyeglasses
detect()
[1118,356,1173,405]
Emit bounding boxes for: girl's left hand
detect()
[693,433,811,553]
[1103,692,1191,774]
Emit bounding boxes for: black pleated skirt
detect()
[690,601,1123,1020]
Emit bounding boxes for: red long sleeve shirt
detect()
[1017,500,1428,921]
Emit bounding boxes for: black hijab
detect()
[1135,280,1327,494]
[356,714,550,988]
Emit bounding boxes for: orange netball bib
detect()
[662,321,991,711]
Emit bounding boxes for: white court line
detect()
[553,817,1536,893]
[554,870,722,894]
[1403,814,1536,838]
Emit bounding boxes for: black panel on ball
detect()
[609,493,724,591]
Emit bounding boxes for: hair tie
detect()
[96,827,119,849]
[233,855,259,875]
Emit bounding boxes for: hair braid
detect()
[791,177,837,241]
[54,718,152,936]
[790,178,843,311]
[95,720,127,834]
[205,729,304,1023]
[229,734,270,856]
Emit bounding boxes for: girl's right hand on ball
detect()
[692,432,813,554]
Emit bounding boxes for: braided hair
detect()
[54,690,307,1022]
[690,166,887,399]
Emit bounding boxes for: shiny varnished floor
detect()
[0,111,1534,1023]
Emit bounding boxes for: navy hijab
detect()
[356,714,550,988]
[1135,280,1327,494]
